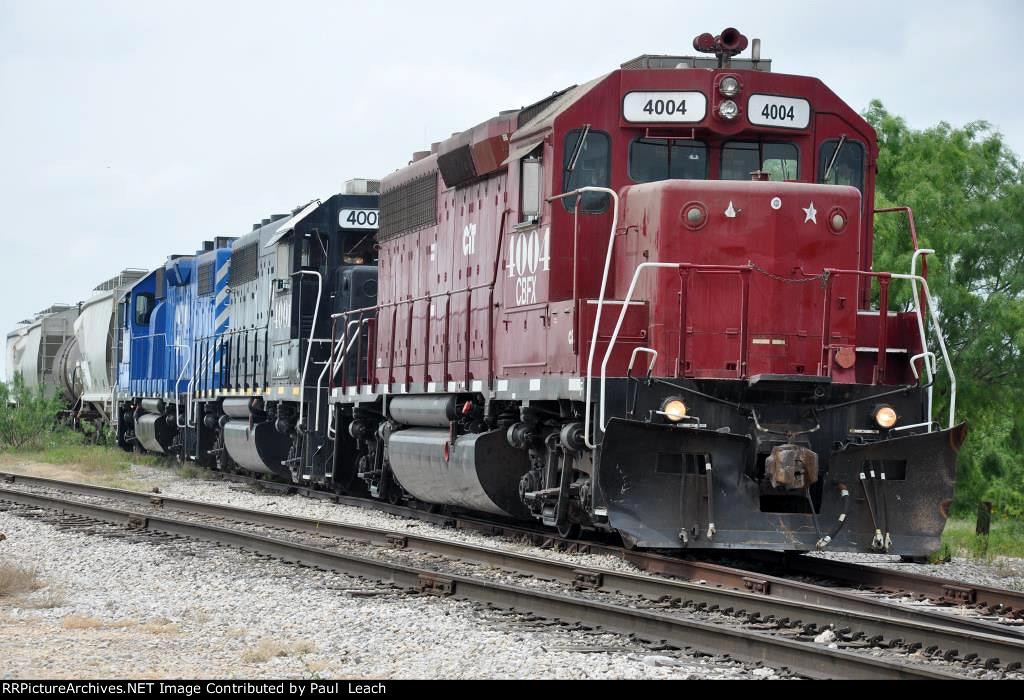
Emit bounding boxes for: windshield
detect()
[721,141,799,181]
[562,129,610,212]
[819,139,865,192]
[629,138,708,183]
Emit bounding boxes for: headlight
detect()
[719,76,740,97]
[718,100,739,120]
[874,405,898,429]
[661,398,688,423]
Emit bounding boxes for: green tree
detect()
[865,102,1024,517]
[0,373,64,450]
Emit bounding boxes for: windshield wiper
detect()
[823,135,848,183]
[565,124,591,174]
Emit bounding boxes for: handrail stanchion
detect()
[547,186,620,449]
[876,276,891,384]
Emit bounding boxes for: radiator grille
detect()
[197,262,214,296]
[379,172,437,240]
[231,243,258,285]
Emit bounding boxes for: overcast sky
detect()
[2,0,1022,379]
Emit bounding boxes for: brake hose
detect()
[817,483,851,550]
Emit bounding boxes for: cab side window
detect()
[819,140,865,192]
[134,293,155,326]
[520,145,544,223]
[562,129,610,213]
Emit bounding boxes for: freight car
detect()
[4,270,146,434]
[5,304,79,402]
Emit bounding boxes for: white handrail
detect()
[907,249,935,427]
[546,186,620,450]
[296,271,323,430]
[186,340,221,428]
[627,347,659,376]
[316,319,368,430]
[891,270,957,429]
[599,263,679,429]
[170,344,191,429]
[597,261,957,435]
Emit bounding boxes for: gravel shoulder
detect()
[0,484,770,679]
[2,458,1022,679]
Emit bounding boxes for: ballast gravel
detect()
[3,461,1022,679]
[0,506,773,680]
[133,465,1024,595]
[808,550,1024,593]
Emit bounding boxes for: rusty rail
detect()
[0,477,992,679]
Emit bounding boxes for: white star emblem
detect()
[803,202,818,224]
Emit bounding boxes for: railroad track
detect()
[0,473,1021,679]
[201,471,1024,634]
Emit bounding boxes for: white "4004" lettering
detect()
[507,228,550,306]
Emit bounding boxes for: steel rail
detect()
[0,486,967,680]
[781,555,1024,617]
[6,469,1019,639]
[1,473,1022,668]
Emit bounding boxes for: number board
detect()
[747,95,811,129]
[339,209,379,230]
[623,91,707,123]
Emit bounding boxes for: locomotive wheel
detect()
[386,486,402,505]
[557,520,582,540]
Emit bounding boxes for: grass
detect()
[61,614,106,629]
[138,618,181,635]
[174,463,218,481]
[940,517,1024,561]
[30,584,68,609]
[0,429,164,490]
[241,639,317,664]
[0,562,43,597]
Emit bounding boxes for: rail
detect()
[0,476,1001,679]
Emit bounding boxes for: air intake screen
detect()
[379,172,437,240]
[198,262,214,296]
[231,243,258,285]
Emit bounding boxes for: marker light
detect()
[829,208,848,234]
[681,202,708,230]
[719,76,740,97]
[718,100,739,120]
[662,399,688,423]
[874,406,898,429]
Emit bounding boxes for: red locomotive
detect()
[329,29,965,555]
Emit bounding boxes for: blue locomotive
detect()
[114,181,379,482]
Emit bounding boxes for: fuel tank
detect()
[387,428,531,518]
[135,413,175,454]
[222,420,291,478]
